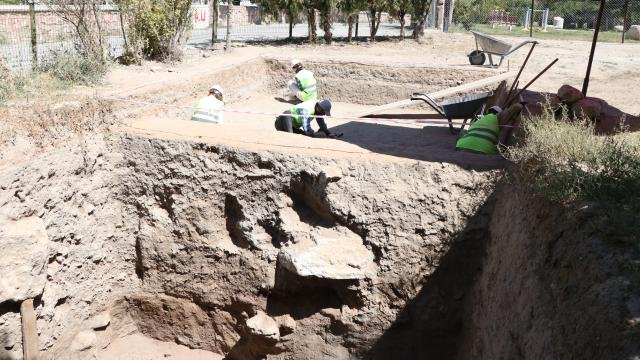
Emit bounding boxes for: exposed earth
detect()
[1,31,639,360]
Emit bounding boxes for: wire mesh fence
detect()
[0,4,125,73]
[450,0,640,43]
[1,0,639,73]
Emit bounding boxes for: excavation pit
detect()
[1,57,637,360]
[124,58,503,168]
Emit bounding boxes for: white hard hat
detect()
[210,84,224,97]
[291,59,301,68]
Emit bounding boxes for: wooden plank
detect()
[355,71,516,117]
[21,299,39,360]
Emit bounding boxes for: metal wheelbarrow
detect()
[411,91,492,135]
[468,31,538,68]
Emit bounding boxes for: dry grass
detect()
[505,105,640,243]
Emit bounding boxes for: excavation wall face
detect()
[0,135,495,359]
[265,59,495,105]
[457,186,640,360]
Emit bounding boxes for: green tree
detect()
[411,0,432,38]
[367,0,386,41]
[338,0,366,41]
[389,0,411,39]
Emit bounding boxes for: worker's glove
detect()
[324,131,343,139]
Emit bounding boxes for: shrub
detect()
[119,0,192,61]
[505,106,640,243]
[37,52,108,85]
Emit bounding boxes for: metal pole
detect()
[622,0,630,43]
[28,0,37,70]
[530,0,534,37]
[582,0,606,96]
[226,2,231,52]
[506,58,558,106]
[508,42,537,95]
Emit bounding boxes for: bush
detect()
[505,106,640,242]
[119,0,192,61]
[37,52,108,85]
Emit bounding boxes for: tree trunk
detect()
[288,8,294,39]
[369,8,377,41]
[307,8,317,43]
[321,4,332,44]
[399,10,406,39]
[412,0,432,39]
[212,0,219,44]
[347,14,354,42]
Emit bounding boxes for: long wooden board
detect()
[355,71,516,117]
[21,299,39,360]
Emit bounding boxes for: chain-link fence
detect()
[450,0,640,43]
[0,4,125,72]
[1,0,639,73]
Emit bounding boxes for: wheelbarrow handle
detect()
[411,92,446,118]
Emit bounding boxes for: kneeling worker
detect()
[455,106,502,155]
[191,85,224,124]
[275,99,342,138]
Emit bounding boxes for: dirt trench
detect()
[1,133,638,360]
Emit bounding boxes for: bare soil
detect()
[0,31,639,360]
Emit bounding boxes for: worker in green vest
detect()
[274,99,342,138]
[288,59,318,102]
[455,106,502,155]
[191,84,224,124]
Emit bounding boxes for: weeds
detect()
[37,52,108,85]
[505,107,640,243]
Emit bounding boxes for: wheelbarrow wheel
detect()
[468,50,486,65]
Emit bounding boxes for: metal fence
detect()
[0,4,125,72]
[449,0,640,43]
[1,1,639,73]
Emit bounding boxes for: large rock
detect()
[246,311,280,341]
[0,216,49,303]
[71,330,97,351]
[278,227,375,280]
[626,25,640,41]
[572,97,604,121]
[557,85,584,105]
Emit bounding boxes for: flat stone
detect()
[0,216,49,303]
[71,330,97,351]
[246,311,280,341]
[278,227,375,280]
[88,311,111,330]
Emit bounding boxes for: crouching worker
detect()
[275,99,342,138]
[191,85,224,124]
[455,106,502,155]
[288,59,317,102]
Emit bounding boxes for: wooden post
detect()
[226,2,231,52]
[355,13,359,38]
[529,0,534,37]
[21,299,39,360]
[28,0,37,70]
[119,10,128,49]
[621,0,630,43]
[582,0,606,96]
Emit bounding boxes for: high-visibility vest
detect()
[290,101,316,129]
[191,95,224,124]
[456,113,499,155]
[295,69,318,102]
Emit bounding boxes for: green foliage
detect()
[37,52,107,85]
[118,0,192,61]
[505,106,640,243]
